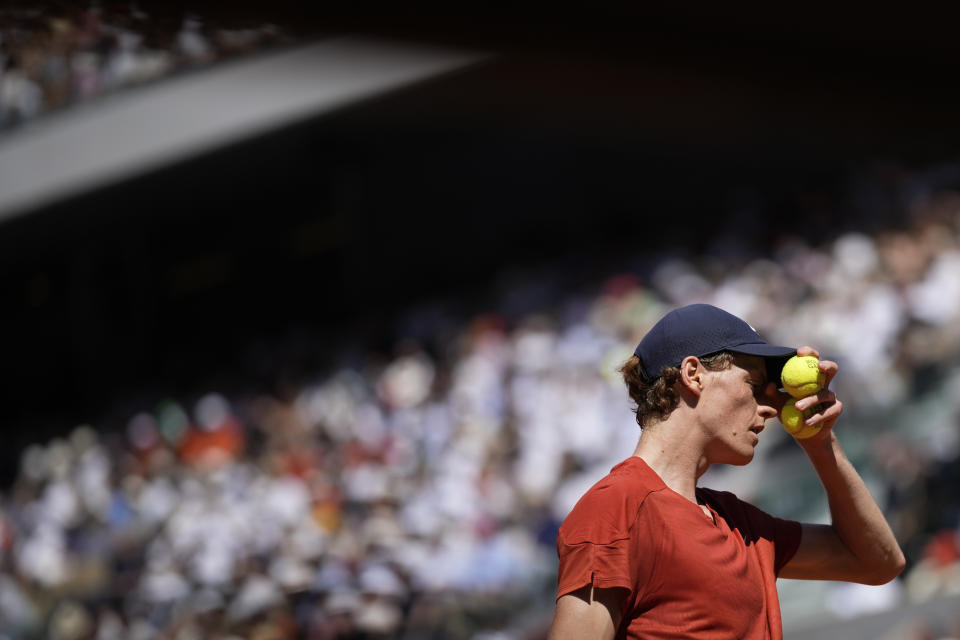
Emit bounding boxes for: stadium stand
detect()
[0,3,294,131]
[4,6,960,639]
[2,171,960,638]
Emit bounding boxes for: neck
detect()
[632,413,710,503]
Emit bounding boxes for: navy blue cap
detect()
[634,304,796,383]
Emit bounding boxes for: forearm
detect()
[801,432,905,583]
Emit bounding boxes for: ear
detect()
[679,356,704,395]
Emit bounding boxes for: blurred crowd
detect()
[0,3,294,131]
[2,181,960,638]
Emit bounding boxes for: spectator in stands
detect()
[0,3,290,131]
[0,169,958,637]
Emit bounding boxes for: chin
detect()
[727,448,756,466]
[708,439,757,466]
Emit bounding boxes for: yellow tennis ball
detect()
[780,403,822,439]
[780,355,825,399]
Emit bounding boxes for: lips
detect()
[749,425,765,435]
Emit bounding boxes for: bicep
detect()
[778,523,865,582]
[548,585,626,640]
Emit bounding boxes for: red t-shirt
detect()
[556,456,802,639]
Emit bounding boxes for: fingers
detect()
[804,399,843,426]
[795,346,839,387]
[796,345,820,358]
[794,388,836,411]
[818,358,839,387]
[794,389,843,426]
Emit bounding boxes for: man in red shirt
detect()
[548,304,905,640]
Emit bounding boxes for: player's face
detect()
[700,355,778,465]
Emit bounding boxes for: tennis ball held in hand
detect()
[780,402,823,439]
[780,355,825,399]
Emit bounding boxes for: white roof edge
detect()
[0,36,490,222]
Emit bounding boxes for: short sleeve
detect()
[556,532,634,599]
[554,459,659,602]
[771,515,802,575]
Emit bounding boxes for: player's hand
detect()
[790,346,843,443]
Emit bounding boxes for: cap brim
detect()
[726,343,797,385]
[728,343,797,358]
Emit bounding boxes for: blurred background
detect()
[2,4,960,639]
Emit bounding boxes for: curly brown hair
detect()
[620,351,736,428]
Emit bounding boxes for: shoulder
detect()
[696,487,742,511]
[698,486,801,541]
[559,458,664,544]
[697,486,764,522]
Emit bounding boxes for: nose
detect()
[757,402,778,420]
